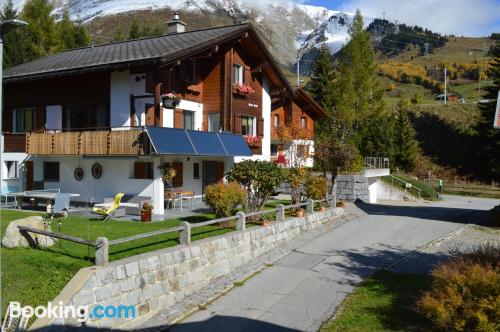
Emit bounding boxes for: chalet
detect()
[271,88,326,167]
[1,16,323,214]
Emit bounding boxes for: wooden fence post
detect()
[276,204,285,222]
[95,237,109,266]
[180,221,191,245]
[236,211,246,231]
[306,199,314,214]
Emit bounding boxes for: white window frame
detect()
[241,115,256,136]
[4,161,19,179]
[233,64,244,85]
[208,113,220,132]
[274,114,279,128]
[301,116,307,129]
[183,110,195,130]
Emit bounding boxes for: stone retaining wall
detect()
[336,175,369,202]
[32,207,343,330]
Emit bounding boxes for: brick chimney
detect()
[166,12,186,34]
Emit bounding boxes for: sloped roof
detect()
[3,24,249,83]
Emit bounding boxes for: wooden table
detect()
[165,191,194,210]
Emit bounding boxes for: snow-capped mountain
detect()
[12,0,364,74]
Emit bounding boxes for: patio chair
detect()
[165,191,182,210]
[45,193,71,225]
[93,193,124,222]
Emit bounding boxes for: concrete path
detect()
[170,195,498,332]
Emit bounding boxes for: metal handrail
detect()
[364,157,390,169]
[383,175,422,199]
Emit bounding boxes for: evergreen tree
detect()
[56,10,90,51]
[359,113,396,162]
[113,22,126,42]
[128,19,140,40]
[305,45,336,107]
[1,0,30,68]
[20,0,57,59]
[394,100,418,171]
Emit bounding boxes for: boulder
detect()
[2,216,57,248]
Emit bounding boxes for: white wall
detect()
[110,71,131,128]
[178,99,203,130]
[162,108,174,128]
[368,177,378,203]
[1,152,27,193]
[46,105,62,130]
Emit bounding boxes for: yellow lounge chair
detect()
[93,193,124,222]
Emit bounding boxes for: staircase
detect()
[380,175,422,200]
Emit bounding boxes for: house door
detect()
[202,161,224,193]
[25,161,34,191]
[145,103,155,126]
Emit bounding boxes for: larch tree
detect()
[394,100,418,172]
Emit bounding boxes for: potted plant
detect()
[161,92,180,108]
[295,208,304,217]
[244,135,261,147]
[159,163,176,187]
[232,83,255,97]
[319,204,327,212]
[141,202,153,223]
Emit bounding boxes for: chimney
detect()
[166,12,186,34]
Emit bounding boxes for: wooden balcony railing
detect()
[3,133,27,152]
[26,129,148,156]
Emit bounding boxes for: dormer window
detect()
[233,64,244,85]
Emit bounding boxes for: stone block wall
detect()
[32,207,343,330]
[336,175,369,202]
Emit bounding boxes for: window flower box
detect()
[233,83,255,97]
[161,92,180,108]
[244,135,261,146]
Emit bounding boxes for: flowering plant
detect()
[161,92,178,100]
[233,83,255,96]
[244,135,261,146]
[159,163,176,182]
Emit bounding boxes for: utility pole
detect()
[297,57,300,87]
[444,66,447,105]
[423,43,429,57]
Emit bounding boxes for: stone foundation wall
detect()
[336,175,369,202]
[32,207,343,330]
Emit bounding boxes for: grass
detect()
[381,174,438,200]
[321,270,432,332]
[0,198,290,321]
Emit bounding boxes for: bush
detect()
[305,176,328,200]
[288,167,308,204]
[204,182,246,218]
[418,246,500,331]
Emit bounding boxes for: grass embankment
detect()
[321,270,432,332]
[381,174,438,200]
[0,199,290,320]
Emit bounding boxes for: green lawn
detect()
[0,199,291,318]
[321,271,432,332]
[381,174,438,201]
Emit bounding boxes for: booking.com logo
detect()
[7,301,136,323]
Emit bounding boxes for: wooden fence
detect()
[17,197,336,266]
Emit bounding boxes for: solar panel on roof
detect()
[188,130,227,156]
[219,132,252,156]
[146,127,195,155]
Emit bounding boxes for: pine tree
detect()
[1,0,30,68]
[394,100,418,171]
[57,9,77,50]
[113,23,126,42]
[305,45,336,107]
[128,19,140,40]
[21,0,57,59]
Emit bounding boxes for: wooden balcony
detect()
[3,133,27,152]
[26,129,148,156]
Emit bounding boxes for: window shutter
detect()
[257,118,264,137]
[172,162,183,187]
[35,107,45,131]
[215,162,224,183]
[174,109,183,129]
[244,66,251,84]
[134,162,145,179]
[233,115,241,134]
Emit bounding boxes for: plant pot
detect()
[162,99,178,109]
[262,219,270,226]
[141,209,152,223]
[319,206,326,212]
[295,209,304,217]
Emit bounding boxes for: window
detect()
[232,64,244,85]
[4,161,18,179]
[43,162,60,182]
[274,114,279,129]
[62,104,109,130]
[184,59,196,83]
[183,111,194,130]
[193,163,200,179]
[296,144,310,159]
[301,116,307,129]
[207,113,220,132]
[271,144,278,157]
[241,115,255,136]
[133,162,154,179]
[13,108,35,133]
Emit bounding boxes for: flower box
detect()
[244,135,261,146]
[233,83,255,97]
[161,92,180,108]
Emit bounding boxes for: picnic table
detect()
[4,190,80,209]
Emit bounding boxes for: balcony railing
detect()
[26,128,148,156]
[3,133,27,152]
[364,157,390,169]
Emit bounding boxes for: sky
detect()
[304,0,500,36]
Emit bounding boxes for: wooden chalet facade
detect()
[1,18,324,213]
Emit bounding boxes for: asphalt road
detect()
[171,195,498,332]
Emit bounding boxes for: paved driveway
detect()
[171,196,498,332]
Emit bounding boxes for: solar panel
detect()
[219,132,252,156]
[187,130,227,156]
[146,127,195,155]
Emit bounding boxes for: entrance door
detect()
[25,161,34,191]
[145,103,155,126]
[202,161,224,193]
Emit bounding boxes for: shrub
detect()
[226,160,283,213]
[418,246,500,332]
[204,182,246,218]
[305,176,328,200]
[288,167,308,204]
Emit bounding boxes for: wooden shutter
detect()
[35,107,45,131]
[3,108,12,132]
[215,161,224,183]
[174,109,183,129]
[257,118,264,137]
[134,162,145,179]
[244,66,251,84]
[233,115,241,134]
[145,103,155,126]
[172,162,183,187]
